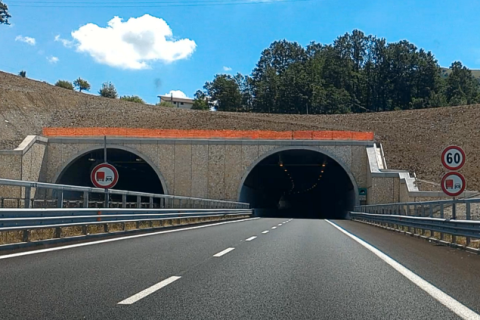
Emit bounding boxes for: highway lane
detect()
[0,218,478,319]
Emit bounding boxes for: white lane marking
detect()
[0,218,260,260]
[118,276,181,305]
[262,231,269,234]
[245,236,257,242]
[325,220,480,320]
[213,247,235,257]
[278,224,283,226]
[272,227,277,229]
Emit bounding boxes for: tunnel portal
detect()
[239,149,356,219]
[56,148,165,201]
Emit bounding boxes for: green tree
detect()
[157,101,175,108]
[18,70,26,78]
[99,82,118,99]
[192,90,209,110]
[73,78,90,92]
[120,95,145,104]
[204,74,243,112]
[0,1,11,25]
[445,61,480,106]
[55,80,74,90]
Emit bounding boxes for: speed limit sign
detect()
[441,146,465,171]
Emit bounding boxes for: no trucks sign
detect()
[91,163,119,189]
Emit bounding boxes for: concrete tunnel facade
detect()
[41,137,369,219]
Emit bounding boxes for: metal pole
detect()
[104,136,109,208]
[452,197,456,220]
[104,136,107,164]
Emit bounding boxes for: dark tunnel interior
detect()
[57,148,164,201]
[239,150,356,219]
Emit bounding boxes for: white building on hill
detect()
[158,95,194,109]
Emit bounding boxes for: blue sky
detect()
[1,0,480,104]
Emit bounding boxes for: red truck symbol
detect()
[96,171,105,181]
[445,179,454,189]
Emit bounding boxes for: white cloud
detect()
[15,35,36,45]
[55,35,74,48]
[164,90,188,98]
[47,56,59,64]
[64,14,196,70]
[223,66,232,71]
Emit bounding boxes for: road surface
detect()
[1,218,480,319]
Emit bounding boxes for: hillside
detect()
[1,71,480,191]
[441,67,480,81]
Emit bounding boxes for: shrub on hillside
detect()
[157,101,175,108]
[55,80,74,90]
[120,95,145,104]
[99,82,118,99]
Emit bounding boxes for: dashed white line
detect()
[245,236,257,241]
[272,226,277,229]
[118,276,181,305]
[325,220,480,320]
[278,224,283,226]
[213,247,235,257]
[262,231,269,234]
[0,218,260,260]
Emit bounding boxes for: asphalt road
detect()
[0,218,479,319]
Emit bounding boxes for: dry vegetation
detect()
[1,71,480,191]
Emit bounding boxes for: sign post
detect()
[441,146,466,220]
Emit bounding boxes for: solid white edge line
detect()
[262,231,269,234]
[0,218,260,260]
[245,236,257,241]
[213,247,235,257]
[325,220,480,320]
[118,276,181,305]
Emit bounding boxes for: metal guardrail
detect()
[0,178,249,210]
[0,208,253,245]
[355,198,480,221]
[352,198,480,249]
[351,212,480,239]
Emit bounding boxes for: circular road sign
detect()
[441,146,466,171]
[441,172,466,197]
[91,163,119,189]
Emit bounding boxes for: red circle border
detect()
[441,172,466,197]
[90,163,119,189]
[441,146,466,171]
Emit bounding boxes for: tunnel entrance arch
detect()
[238,147,359,219]
[55,146,168,199]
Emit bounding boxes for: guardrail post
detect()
[452,199,457,220]
[57,190,64,208]
[439,203,444,240]
[24,186,31,208]
[179,199,182,209]
[54,227,61,238]
[136,196,141,208]
[466,202,471,246]
[22,230,30,242]
[149,197,154,209]
[83,191,89,208]
[122,194,127,208]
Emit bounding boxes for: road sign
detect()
[441,146,466,171]
[91,163,119,189]
[358,188,367,201]
[441,172,466,197]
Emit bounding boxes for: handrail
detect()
[0,178,250,209]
